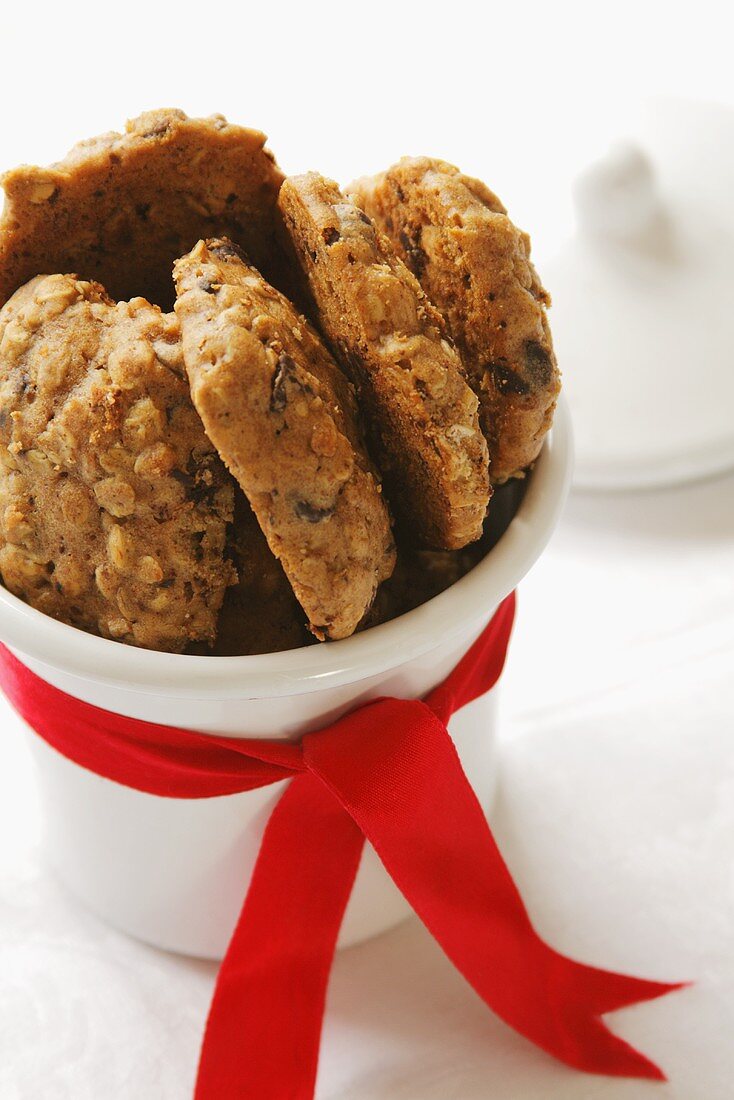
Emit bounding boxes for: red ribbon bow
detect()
[0,593,683,1099]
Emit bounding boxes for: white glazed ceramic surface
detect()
[0,398,572,958]
[547,99,734,491]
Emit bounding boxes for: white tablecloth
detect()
[1,471,733,1099]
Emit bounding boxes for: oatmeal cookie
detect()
[174,238,395,641]
[278,173,490,550]
[349,158,561,482]
[367,477,527,626]
[0,109,284,311]
[210,491,310,656]
[0,273,234,651]
[367,546,478,626]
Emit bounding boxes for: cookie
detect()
[0,273,234,651]
[367,546,478,625]
[349,158,561,483]
[367,478,527,626]
[278,173,490,551]
[0,109,285,312]
[173,238,395,641]
[209,490,311,656]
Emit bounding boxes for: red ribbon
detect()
[0,592,683,1098]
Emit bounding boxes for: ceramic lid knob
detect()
[574,142,660,245]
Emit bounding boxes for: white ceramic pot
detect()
[0,399,572,959]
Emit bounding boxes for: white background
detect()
[3,0,734,265]
[1,3,734,1098]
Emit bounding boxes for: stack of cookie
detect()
[0,110,560,654]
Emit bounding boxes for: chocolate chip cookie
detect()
[0,273,234,651]
[349,158,561,483]
[0,109,285,311]
[278,173,490,550]
[174,238,395,641]
[210,490,310,656]
[367,477,527,626]
[367,546,478,626]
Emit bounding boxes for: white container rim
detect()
[0,397,572,701]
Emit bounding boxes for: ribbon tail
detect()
[546,1001,669,1080]
[569,960,689,1016]
[195,772,364,1100]
[516,948,687,1079]
[552,964,690,1079]
[305,698,686,1082]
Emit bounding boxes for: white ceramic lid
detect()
[544,98,734,490]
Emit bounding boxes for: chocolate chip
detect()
[294,500,336,523]
[270,352,297,412]
[209,240,246,262]
[488,362,531,395]
[15,371,32,396]
[399,228,428,278]
[172,468,195,491]
[322,226,341,245]
[524,341,553,385]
